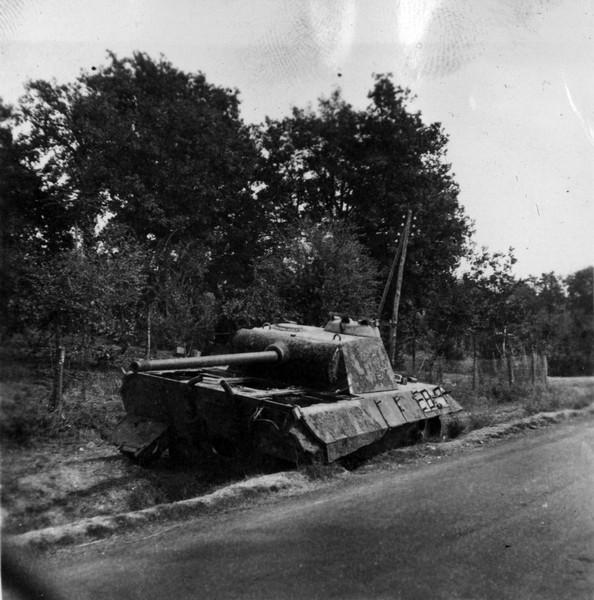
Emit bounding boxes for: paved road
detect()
[17,415,594,599]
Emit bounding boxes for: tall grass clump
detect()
[522,386,561,416]
[444,414,466,439]
[0,382,52,446]
[0,361,124,447]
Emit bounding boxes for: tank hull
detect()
[113,367,462,464]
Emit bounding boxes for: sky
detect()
[1,0,593,278]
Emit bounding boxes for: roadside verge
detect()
[6,405,593,551]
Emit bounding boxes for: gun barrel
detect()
[130,350,281,373]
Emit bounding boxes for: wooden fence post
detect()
[542,354,548,386]
[51,346,65,411]
[506,353,514,387]
[437,357,443,383]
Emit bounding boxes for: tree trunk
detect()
[507,353,514,387]
[146,304,152,360]
[472,335,478,393]
[51,326,65,412]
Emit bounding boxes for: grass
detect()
[2,351,592,452]
[0,369,124,448]
[2,346,593,536]
[302,462,347,480]
[444,414,466,439]
[442,410,496,440]
[439,376,594,440]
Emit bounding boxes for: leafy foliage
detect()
[254,76,471,324]
[424,247,592,376]
[16,52,263,286]
[3,54,590,378]
[224,221,380,328]
[1,100,73,254]
[5,52,269,355]
[6,232,149,360]
[550,267,593,375]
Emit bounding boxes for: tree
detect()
[9,52,277,356]
[551,266,594,375]
[253,75,470,340]
[427,248,521,360]
[224,221,380,328]
[10,231,149,358]
[16,52,264,289]
[141,239,218,353]
[520,272,567,355]
[1,99,76,336]
[0,99,74,254]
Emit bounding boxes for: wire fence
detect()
[397,353,548,388]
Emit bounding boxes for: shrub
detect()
[569,395,593,410]
[302,462,346,480]
[0,382,52,446]
[467,412,495,431]
[489,382,534,404]
[126,481,167,512]
[0,366,124,448]
[523,389,561,416]
[444,414,466,439]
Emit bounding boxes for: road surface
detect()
[10,414,594,599]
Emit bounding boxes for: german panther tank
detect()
[112,317,462,465]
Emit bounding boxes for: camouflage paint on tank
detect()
[112,318,463,465]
